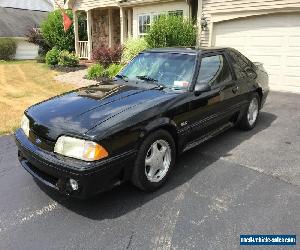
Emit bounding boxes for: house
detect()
[200,0,300,93]
[0,0,53,59]
[63,0,300,92]
[60,0,198,59]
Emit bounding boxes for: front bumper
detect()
[15,129,136,198]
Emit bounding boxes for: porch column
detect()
[73,11,79,55]
[108,8,114,48]
[127,8,132,38]
[86,9,92,60]
[196,0,202,46]
[120,7,128,44]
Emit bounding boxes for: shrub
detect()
[41,10,86,52]
[36,54,46,63]
[45,47,60,65]
[92,46,122,67]
[105,63,123,79]
[121,38,149,63]
[145,15,197,48]
[86,64,106,80]
[0,38,17,60]
[58,50,79,67]
[26,28,50,55]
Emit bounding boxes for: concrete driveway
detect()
[0,91,299,250]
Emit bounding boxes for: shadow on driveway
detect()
[36,111,277,220]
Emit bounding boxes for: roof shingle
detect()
[0,7,49,38]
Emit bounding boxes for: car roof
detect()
[143,47,231,54]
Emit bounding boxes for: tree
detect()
[41,10,87,52]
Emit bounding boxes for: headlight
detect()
[21,114,30,137]
[54,136,108,162]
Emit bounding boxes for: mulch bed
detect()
[50,65,87,73]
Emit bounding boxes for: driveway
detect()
[0,91,299,250]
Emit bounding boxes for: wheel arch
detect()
[255,87,263,108]
[140,117,179,153]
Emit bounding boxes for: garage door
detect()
[15,40,39,60]
[213,13,300,92]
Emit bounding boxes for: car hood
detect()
[27,82,176,141]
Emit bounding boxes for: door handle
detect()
[232,86,239,94]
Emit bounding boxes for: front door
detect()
[187,52,240,142]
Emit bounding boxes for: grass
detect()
[0,59,34,64]
[0,60,75,135]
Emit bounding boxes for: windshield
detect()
[119,52,196,90]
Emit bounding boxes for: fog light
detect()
[69,179,79,191]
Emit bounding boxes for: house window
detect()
[139,15,151,35]
[168,10,183,17]
[138,10,184,37]
[153,13,166,22]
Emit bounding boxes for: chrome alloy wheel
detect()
[247,97,259,126]
[145,139,171,183]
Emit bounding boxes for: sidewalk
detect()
[54,69,97,87]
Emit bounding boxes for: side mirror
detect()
[194,83,211,96]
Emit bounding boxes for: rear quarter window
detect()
[227,50,254,79]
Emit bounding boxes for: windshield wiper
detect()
[136,75,158,82]
[115,74,128,82]
[135,75,166,90]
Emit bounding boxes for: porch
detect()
[73,7,133,60]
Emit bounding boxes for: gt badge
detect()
[181,121,188,127]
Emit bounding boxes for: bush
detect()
[26,28,50,55]
[45,47,60,65]
[105,63,123,79]
[92,46,122,67]
[36,54,46,63]
[58,51,79,67]
[86,64,106,80]
[145,15,197,48]
[0,38,17,60]
[46,49,79,67]
[41,10,86,52]
[121,38,149,63]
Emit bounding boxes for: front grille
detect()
[25,160,59,186]
[28,130,55,152]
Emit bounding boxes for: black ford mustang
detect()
[15,47,269,198]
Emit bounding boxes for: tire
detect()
[131,129,176,192]
[238,93,260,130]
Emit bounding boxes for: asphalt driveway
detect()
[0,91,299,250]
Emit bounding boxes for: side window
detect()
[228,50,252,79]
[196,54,232,87]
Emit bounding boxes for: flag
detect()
[54,0,73,32]
[63,12,72,32]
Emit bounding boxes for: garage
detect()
[212,13,300,92]
[15,39,39,60]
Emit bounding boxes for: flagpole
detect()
[53,0,73,32]
[54,0,65,13]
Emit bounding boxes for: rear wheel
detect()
[131,130,176,192]
[238,93,260,130]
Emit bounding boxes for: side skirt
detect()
[182,122,234,152]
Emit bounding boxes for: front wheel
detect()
[238,93,260,130]
[131,130,176,192]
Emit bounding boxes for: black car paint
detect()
[15,47,269,197]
